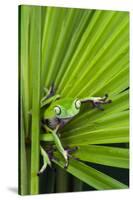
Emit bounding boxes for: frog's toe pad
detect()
[64,162,69,169]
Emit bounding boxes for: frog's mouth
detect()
[57,113,78,120]
[57,117,72,121]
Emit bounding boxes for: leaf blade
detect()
[74,145,129,168]
[54,159,128,189]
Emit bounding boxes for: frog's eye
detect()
[54,106,61,115]
[75,100,81,109]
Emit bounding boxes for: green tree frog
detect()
[38,84,112,175]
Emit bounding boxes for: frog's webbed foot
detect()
[65,146,79,153]
[92,94,112,111]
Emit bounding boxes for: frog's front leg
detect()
[41,83,60,108]
[80,94,112,111]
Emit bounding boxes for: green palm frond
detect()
[19,5,129,195]
[54,158,128,190]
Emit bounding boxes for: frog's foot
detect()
[37,146,52,176]
[37,164,47,176]
[44,83,55,100]
[99,94,112,104]
[64,156,69,169]
[92,94,112,111]
[63,146,79,169]
[41,83,60,108]
[65,146,79,152]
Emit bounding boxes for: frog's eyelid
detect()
[54,106,61,115]
[74,99,81,109]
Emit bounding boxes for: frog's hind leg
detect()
[37,146,52,176]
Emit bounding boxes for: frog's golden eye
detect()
[75,100,81,109]
[54,106,61,115]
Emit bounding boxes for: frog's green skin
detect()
[45,98,80,119]
[38,85,112,175]
[37,146,52,176]
[44,98,81,130]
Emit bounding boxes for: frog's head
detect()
[54,98,81,119]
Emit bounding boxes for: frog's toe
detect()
[37,172,41,176]
[65,146,78,153]
[69,146,78,153]
[64,160,69,169]
[107,99,112,103]
[104,94,108,99]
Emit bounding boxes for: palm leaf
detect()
[74,145,129,168]
[53,158,128,190]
